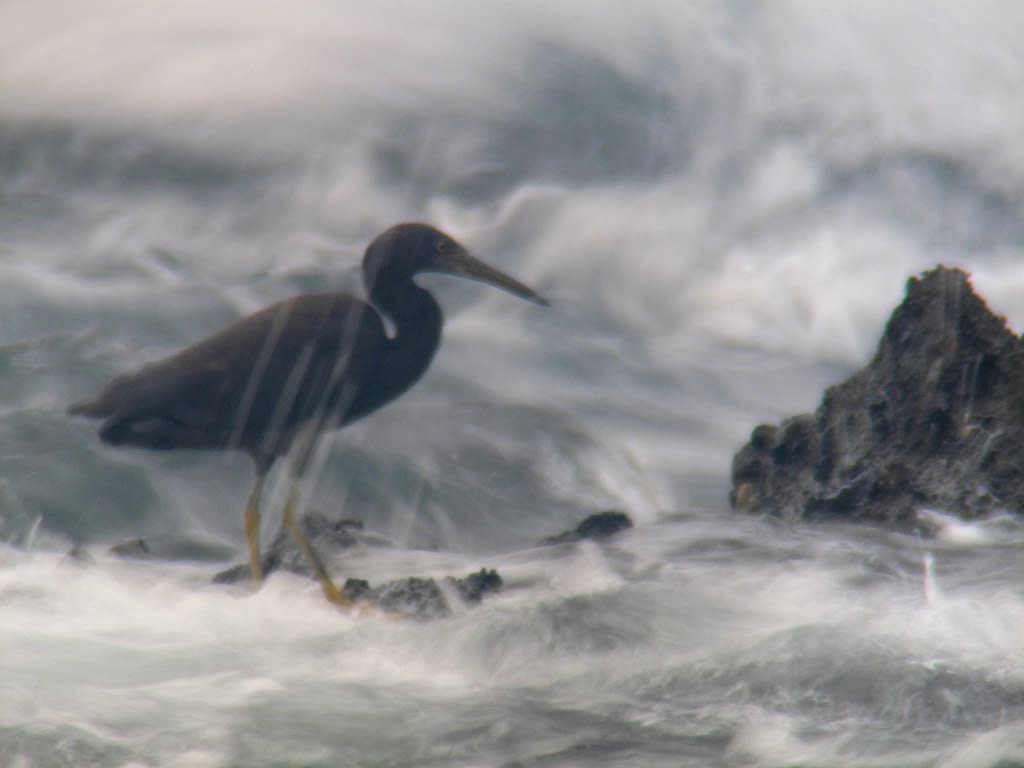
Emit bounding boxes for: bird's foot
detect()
[323,581,408,620]
[320,580,356,610]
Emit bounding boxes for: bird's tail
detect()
[67,397,110,419]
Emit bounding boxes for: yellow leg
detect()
[244,475,265,588]
[282,480,354,609]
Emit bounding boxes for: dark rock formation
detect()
[731,266,1024,523]
[540,510,634,545]
[342,568,503,621]
[212,510,502,620]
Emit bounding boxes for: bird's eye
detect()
[435,238,451,254]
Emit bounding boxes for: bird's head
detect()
[362,222,548,308]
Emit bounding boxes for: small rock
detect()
[539,511,634,546]
[63,545,95,566]
[448,568,503,604]
[108,538,153,559]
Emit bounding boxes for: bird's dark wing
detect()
[70,294,387,461]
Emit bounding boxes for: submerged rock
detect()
[731,266,1024,524]
[64,544,95,566]
[108,538,153,559]
[67,537,232,565]
[539,510,634,545]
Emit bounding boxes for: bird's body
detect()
[71,223,546,607]
[71,290,438,472]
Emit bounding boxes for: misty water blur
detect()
[2,1,1024,766]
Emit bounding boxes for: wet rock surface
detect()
[212,511,365,585]
[209,510,502,620]
[343,568,503,621]
[731,266,1024,524]
[539,510,634,545]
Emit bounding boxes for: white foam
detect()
[4,2,1024,761]
[917,507,1023,547]
[936,723,1024,768]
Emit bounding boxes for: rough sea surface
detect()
[3,2,1024,766]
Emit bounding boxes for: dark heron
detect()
[70,222,547,608]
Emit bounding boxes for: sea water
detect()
[2,1,1024,765]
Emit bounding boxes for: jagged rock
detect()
[213,511,363,584]
[540,510,634,545]
[730,266,1024,523]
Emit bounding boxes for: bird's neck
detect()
[352,283,443,418]
[371,280,442,341]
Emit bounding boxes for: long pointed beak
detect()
[429,246,549,306]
